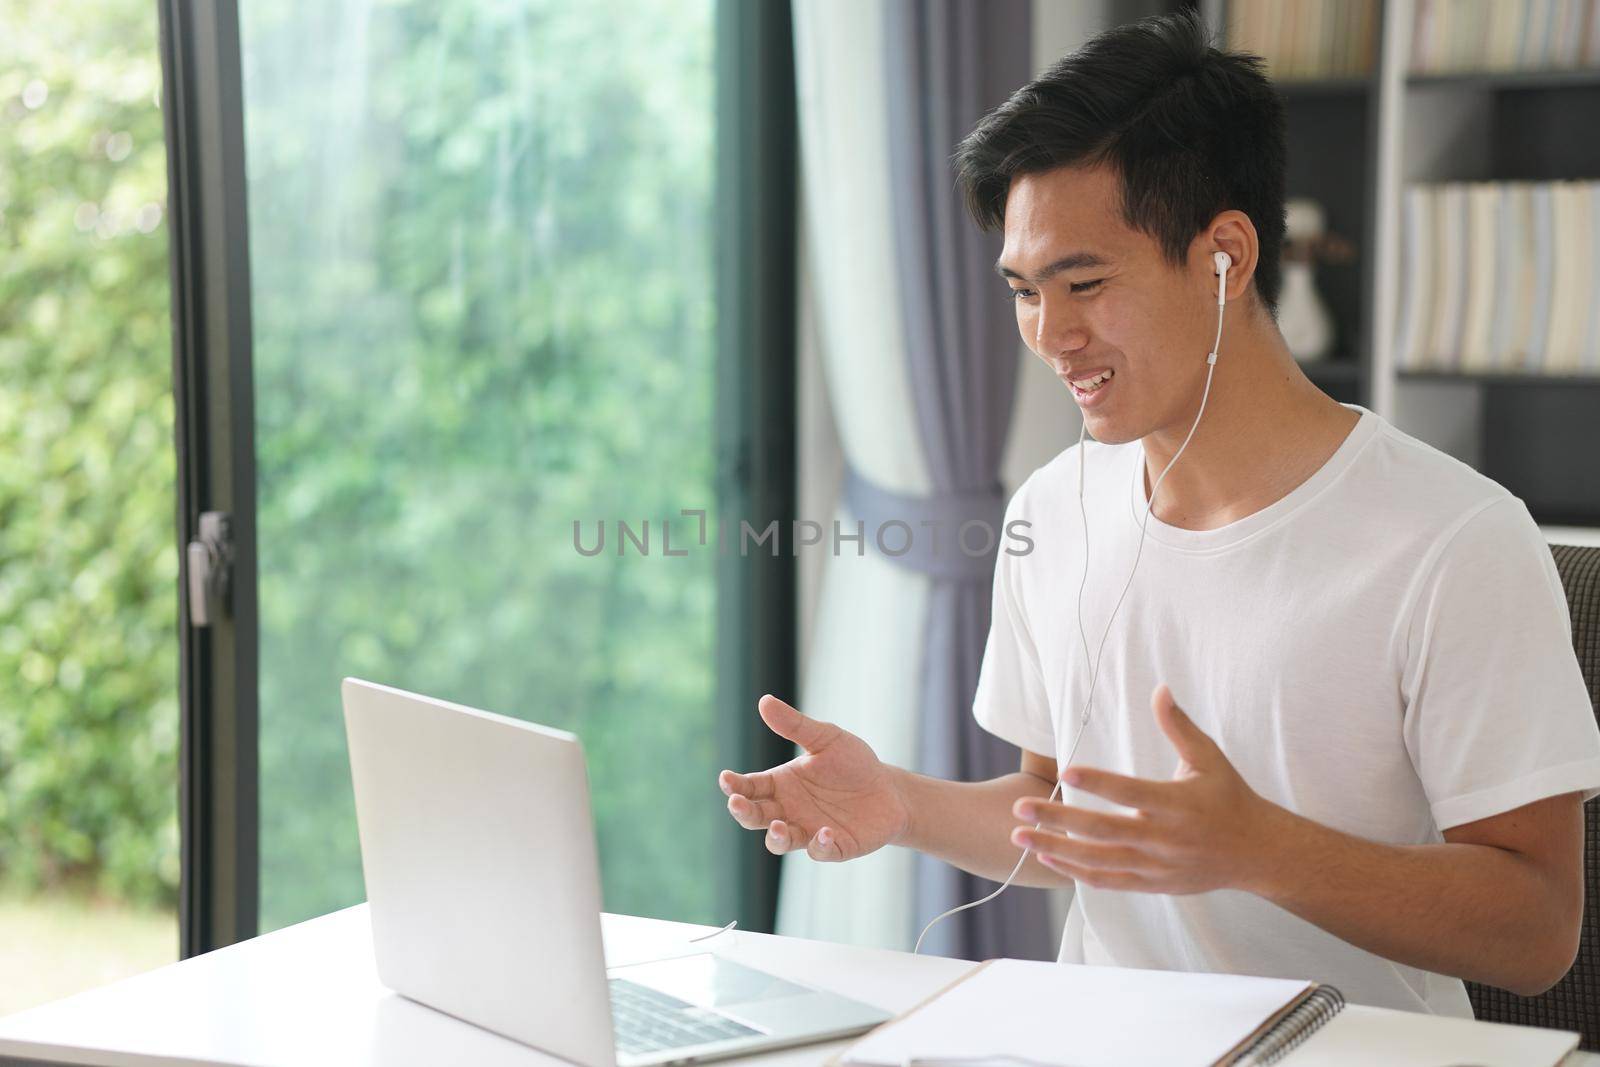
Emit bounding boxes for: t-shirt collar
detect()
[1125,404,1379,553]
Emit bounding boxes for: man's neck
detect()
[1138,312,1360,532]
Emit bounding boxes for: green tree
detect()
[0,0,178,907]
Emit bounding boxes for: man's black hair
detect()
[953,9,1288,315]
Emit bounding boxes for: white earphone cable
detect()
[912,267,1227,955]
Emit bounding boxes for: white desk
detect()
[0,904,1593,1067]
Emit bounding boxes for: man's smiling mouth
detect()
[1069,368,1114,393]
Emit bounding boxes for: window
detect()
[235,0,728,930]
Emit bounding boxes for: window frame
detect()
[156,0,262,956]
[713,0,799,933]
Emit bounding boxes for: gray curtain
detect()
[880,0,1052,961]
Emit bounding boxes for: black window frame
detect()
[714,0,798,932]
[157,0,260,958]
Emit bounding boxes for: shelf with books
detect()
[1206,0,1600,520]
[1223,0,1380,83]
[1408,0,1600,80]
[1392,181,1599,378]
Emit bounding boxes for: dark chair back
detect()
[1466,543,1600,1049]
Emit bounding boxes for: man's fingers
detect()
[758,694,836,753]
[726,793,780,831]
[1061,766,1172,811]
[1012,827,1151,872]
[765,818,809,855]
[1034,853,1152,892]
[1151,684,1216,766]
[765,819,845,862]
[1014,798,1154,844]
[805,825,845,863]
[718,768,774,801]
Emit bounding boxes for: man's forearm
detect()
[890,767,1071,888]
[1248,803,1582,995]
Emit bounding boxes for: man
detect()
[717,11,1600,1015]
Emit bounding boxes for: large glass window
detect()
[238,0,723,930]
[0,0,178,1011]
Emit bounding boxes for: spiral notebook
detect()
[833,958,1344,1067]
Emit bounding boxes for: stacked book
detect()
[1227,0,1379,80]
[1395,181,1600,374]
[1411,0,1600,73]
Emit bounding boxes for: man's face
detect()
[998,164,1216,445]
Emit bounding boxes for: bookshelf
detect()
[1200,0,1600,526]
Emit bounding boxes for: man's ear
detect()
[1199,210,1258,304]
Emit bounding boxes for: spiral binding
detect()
[1233,985,1346,1066]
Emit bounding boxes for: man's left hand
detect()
[1010,684,1285,895]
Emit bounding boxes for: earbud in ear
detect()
[1212,251,1231,307]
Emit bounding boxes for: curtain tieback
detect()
[841,466,1007,582]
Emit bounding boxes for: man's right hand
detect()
[717,695,910,862]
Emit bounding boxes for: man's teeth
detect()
[1071,369,1114,392]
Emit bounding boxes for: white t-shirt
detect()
[972,406,1600,1016]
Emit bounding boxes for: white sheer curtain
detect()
[785,0,1104,953]
[778,0,933,951]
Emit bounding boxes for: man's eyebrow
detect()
[994,251,1111,283]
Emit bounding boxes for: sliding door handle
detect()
[185,510,233,628]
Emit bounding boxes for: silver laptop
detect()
[342,678,890,1067]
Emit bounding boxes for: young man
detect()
[717,11,1600,1015]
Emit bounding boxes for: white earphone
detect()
[913,250,1231,955]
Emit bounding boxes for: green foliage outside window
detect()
[241,0,724,929]
[0,0,723,930]
[0,0,179,908]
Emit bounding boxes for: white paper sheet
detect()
[840,958,1311,1067]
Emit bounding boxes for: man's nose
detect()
[1030,297,1090,359]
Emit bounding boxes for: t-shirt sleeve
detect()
[972,487,1057,758]
[1401,495,1600,831]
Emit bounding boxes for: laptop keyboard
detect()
[609,978,761,1056]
